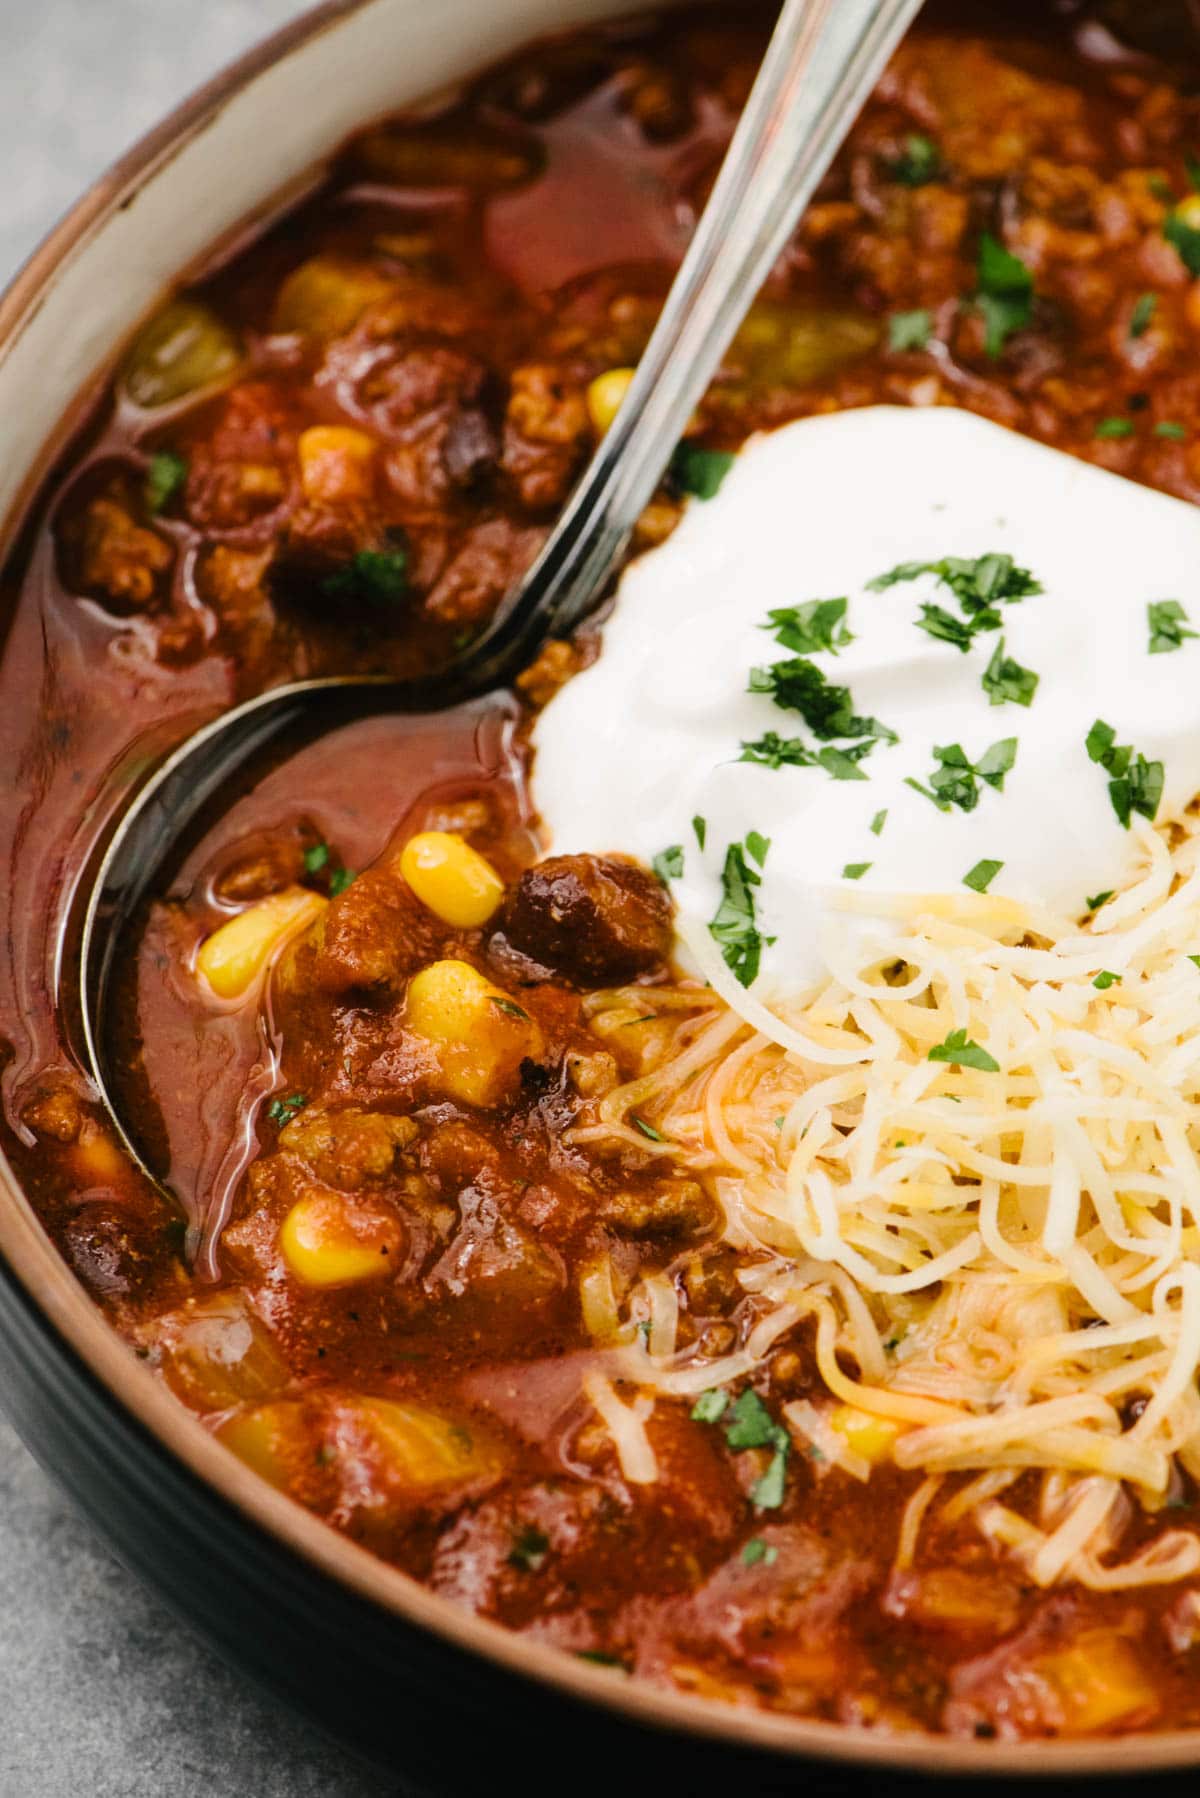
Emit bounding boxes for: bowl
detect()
[2,1,1200,1786]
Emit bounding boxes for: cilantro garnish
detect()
[1093,970,1122,990]
[842,861,871,880]
[916,604,975,651]
[708,835,771,988]
[963,858,1003,893]
[304,841,330,874]
[738,733,873,780]
[742,1538,778,1568]
[974,232,1034,357]
[890,133,942,186]
[1155,420,1187,440]
[905,738,1017,814]
[761,597,852,656]
[691,1389,730,1424]
[322,546,409,603]
[1189,955,1200,970]
[1165,208,1200,276]
[630,1113,667,1143]
[670,442,735,501]
[576,1652,629,1672]
[1130,293,1158,339]
[652,844,684,882]
[869,809,888,836]
[872,551,1040,653]
[981,636,1038,707]
[1086,890,1113,912]
[888,309,932,352]
[748,656,897,744]
[328,867,357,896]
[928,1028,1000,1072]
[1148,599,1197,655]
[721,1390,791,1512]
[267,1092,308,1126]
[144,449,188,515]
[1085,718,1164,829]
[508,1527,550,1572]
[692,815,707,850]
[490,995,530,1020]
[1095,416,1133,440]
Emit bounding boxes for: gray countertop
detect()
[0,3,400,1791]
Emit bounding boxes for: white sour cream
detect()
[532,406,1200,989]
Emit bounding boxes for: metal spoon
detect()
[78,0,925,1190]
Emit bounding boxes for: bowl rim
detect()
[1,0,1199,1774]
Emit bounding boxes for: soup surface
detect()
[9,0,1200,1742]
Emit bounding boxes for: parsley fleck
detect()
[490,995,529,1020]
[888,309,932,352]
[1165,208,1200,276]
[1095,416,1134,440]
[982,636,1038,708]
[266,1092,307,1126]
[741,1538,778,1568]
[1085,718,1164,829]
[749,656,896,744]
[691,1389,730,1424]
[738,733,874,780]
[761,597,851,656]
[916,603,975,652]
[1086,890,1113,912]
[928,1028,1000,1073]
[890,133,941,186]
[722,1391,791,1512]
[1148,599,1198,655]
[303,841,330,874]
[1155,420,1187,440]
[322,546,409,603]
[1190,955,1200,970]
[692,815,707,850]
[144,449,187,514]
[1130,293,1158,339]
[328,867,356,896]
[974,232,1034,357]
[576,1652,629,1671]
[870,809,888,836]
[870,551,1040,649]
[652,844,684,883]
[963,858,1003,893]
[905,738,1017,813]
[1093,970,1122,990]
[630,1113,667,1143]
[508,1527,550,1572]
[750,1449,789,1511]
[670,443,735,500]
[842,861,871,880]
[745,830,770,868]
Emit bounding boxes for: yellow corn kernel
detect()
[297,424,377,505]
[218,1400,311,1491]
[405,958,544,1107]
[586,366,635,434]
[1176,194,1200,233]
[829,1404,906,1467]
[69,1119,128,1187]
[351,1397,504,1491]
[279,1189,402,1287]
[398,830,505,928]
[197,886,327,1000]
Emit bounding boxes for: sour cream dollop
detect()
[533,407,1200,989]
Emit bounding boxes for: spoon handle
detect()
[470,0,925,675]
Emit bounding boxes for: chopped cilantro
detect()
[143,449,188,514]
[741,1538,778,1568]
[928,1028,1000,1073]
[692,814,707,850]
[266,1092,307,1126]
[1130,293,1158,338]
[1086,890,1113,912]
[745,830,770,868]
[842,862,871,880]
[890,133,941,186]
[1093,970,1122,990]
[1095,416,1134,440]
[1190,955,1200,970]
[749,656,896,744]
[576,1652,628,1671]
[963,858,1003,893]
[1155,420,1187,440]
[870,552,1040,647]
[1085,718,1164,829]
[982,636,1038,708]
[1148,599,1198,655]
[723,1391,791,1510]
[490,995,529,1020]
[750,1451,789,1511]
[870,809,888,836]
[709,837,768,988]
[905,738,1017,813]
[652,844,684,883]
[303,841,330,874]
[738,732,874,779]
[322,546,409,603]
[1165,208,1200,276]
[670,442,735,500]
[761,597,851,656]
[328,867,356,896]
[974,232,1034,357]
[630,1113,666,1143]
[888,309,932,352]
[916,603,974,651]
[691,1389,730,1424]
[507,1527,550,1572]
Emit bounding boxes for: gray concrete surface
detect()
[0,5,409,1791]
